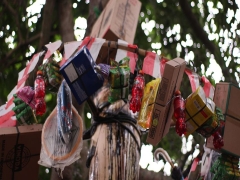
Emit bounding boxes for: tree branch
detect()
[179,0,233,82]
[1,33,41,68]
[179,0,215,53]
[38,0,56,51]
[57,0,75,42]
[1,31,58,70]
[3,0,24,43]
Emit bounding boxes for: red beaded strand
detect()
[34,70,46,115]
[129,70,145,113]
[173,90,187,136]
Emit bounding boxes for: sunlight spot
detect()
[148,161,163,172]
[87,112,92,119]
[181,136,187,154]
[144,29,149,36]
[175,34,181,41]
[173,24,180,34]
[233,47,240,57]
[226,9,234,24]
[75,17,87,29]
[29,16,38,24]
[201,64,205,74]
[163,162,171,176]
[74,17,87,40]
[207,1,213,9]
[206,55,223,83]
[235,72,240,85]
[8,44,14,49]
[217,2,223,9]
[29,46,35,53]
[73,3,77,8]
[188,155,193,161]
[139,144,153,169]
[45,168,49,173]
[166,30,172,37]
[147,37,152,42]
[176,43,182,52]
[27,0,45,16]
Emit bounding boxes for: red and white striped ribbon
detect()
[115,39,138,73]
[60,41,83,67]
[5,52,42,109]
[200,145,213,179]
[61,37,105,66]
[44,40,62,60]
[1,51,44,127]
[0,103,16,127]
[201,76,215,99]
[184,68,200,92]
[87,38,105,62]
[142,51,166,78]
[184,157,200,180]
[185,69,214,98]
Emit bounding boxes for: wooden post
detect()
[88,122,141,180]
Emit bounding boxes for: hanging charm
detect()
[34,70,46,116]
[129,70,145,113]
[212,130,224,149]
[173,90,187,136]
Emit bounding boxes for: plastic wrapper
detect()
[138,78,161,129]
[57,80,73,144]
[39,58,62,92]
[185,86,216,135]
[109,57,130,88]
[17,86,36,109]
[94,63,110,79]
[108,57,130,103]
[38,105,83,177]
[108,87,129,103]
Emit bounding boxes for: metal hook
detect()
[154,148,174,169]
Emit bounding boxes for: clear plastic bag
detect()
[38,105,83,178]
